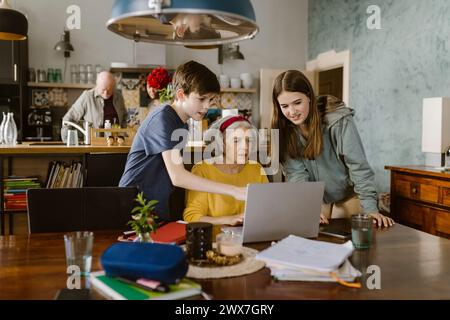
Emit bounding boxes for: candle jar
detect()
[185,222,213,264]
[216,232,243,257]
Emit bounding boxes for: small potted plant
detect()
[128,192,159,243]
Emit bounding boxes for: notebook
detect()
[151,221,187,244]
[256,235,354,273]
[269,259,361,282]
[90,271,201,300]
[119,221,187,244]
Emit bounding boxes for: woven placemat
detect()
[186,246,266,280]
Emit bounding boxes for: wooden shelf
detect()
[27,82,94,89]
[110,66,175,73]
[3,209,27,213]
[221,88,257,93]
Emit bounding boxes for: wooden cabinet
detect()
[0,40,27,85]
[0,39,28,142]
[0,41,19,84]
[386,166,450,238]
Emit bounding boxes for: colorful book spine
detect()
[2,177,41,211]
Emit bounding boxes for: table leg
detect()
[7,157,13,235]
[9,213,14,235]
[0,156,4,236]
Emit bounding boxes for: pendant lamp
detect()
[0,0,28,41]
[107,0,259,46]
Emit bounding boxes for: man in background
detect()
[61,71,127,141]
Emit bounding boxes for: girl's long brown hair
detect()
[271,70,323,162]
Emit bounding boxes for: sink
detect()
[29,142,66,146]
[29,142,88,146]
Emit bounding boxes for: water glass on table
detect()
[64,231,94,276]
[351,214,373,250]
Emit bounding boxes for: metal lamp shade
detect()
[0,7,28,40]
[54,41,74,52]
[107,0,259,46]
[227,45,244,60]
[54,31,74,58]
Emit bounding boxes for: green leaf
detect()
[131,207,141,214]
[128,192,160,236]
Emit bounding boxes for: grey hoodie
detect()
[283,103,379,214]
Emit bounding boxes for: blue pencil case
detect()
[100,242,188,284]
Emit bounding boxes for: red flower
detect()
[146,67,172,90]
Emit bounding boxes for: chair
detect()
[27,187,138,234]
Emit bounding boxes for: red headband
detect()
[219,116,250,133]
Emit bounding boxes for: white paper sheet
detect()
[256,235,354,273]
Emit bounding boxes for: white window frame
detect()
[306,50,351,107]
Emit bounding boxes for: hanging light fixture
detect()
[0,0,28,41]
[107,0,259,47]
[54,30,75,58]
[218,43,244,64]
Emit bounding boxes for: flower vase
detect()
[135,232,153,243]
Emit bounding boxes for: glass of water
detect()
[64,231,94,276]
[351,215,373,250]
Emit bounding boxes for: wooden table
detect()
[1,220,450,300]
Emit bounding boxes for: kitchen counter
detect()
[0,143,131,155]
[0,142,209,155]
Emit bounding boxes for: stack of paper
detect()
[256,235,361,282]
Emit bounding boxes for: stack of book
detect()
[3,177,41,211]
[256,235,361,282]
[90,271,202,300]
[45,161,84,188]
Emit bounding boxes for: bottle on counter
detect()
[104,119,111,139]
[3,112,18,146]
[11,112,17,145]
[0,112,7,144]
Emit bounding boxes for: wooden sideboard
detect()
[386,166,450,238]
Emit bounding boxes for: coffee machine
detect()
[26,106,53,141]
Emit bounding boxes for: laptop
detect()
[223,182,325,243]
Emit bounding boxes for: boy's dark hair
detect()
[172,61,220,97]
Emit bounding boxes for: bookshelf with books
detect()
[0,147,130,235]
[3,177,41,211]
[45,161,84,189]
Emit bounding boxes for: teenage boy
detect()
[120,61,246,221]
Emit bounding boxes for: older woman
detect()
[183,115,268,226]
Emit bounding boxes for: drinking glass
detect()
[351,214,373,250]
[64,231,94,276]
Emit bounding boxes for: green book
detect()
[90,271,202,300]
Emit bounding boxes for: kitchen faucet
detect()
[62,120,91,145]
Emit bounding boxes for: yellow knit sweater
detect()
[183,162,269,222]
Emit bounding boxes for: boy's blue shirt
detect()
[119,105,189,221]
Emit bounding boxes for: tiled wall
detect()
[309,0,450,191]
